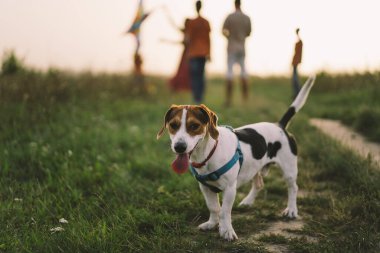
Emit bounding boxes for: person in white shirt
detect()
[222,0,252,107]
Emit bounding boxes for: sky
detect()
[1,0,380,76]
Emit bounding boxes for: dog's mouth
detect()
[171,153,189,174]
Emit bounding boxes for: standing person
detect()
[222,0,251,107]
[133,52,147,93]
[291,28,303,98]
[169,18,191,92]
[187,0,211,104]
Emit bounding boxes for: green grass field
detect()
[0,68,379,252]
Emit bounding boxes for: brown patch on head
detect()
[157,105,183,139]
[157,104,219,140]
[200,104,219,139]
[187,104,219,140]
[167,109,183,135]
[186,107,208,136]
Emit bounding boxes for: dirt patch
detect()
[310,118,380,168]
[255,218,316,242]
[237,193,318,253]
[251,217,317,252]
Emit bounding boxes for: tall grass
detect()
[314,71,380,91]
[305,71,380,142]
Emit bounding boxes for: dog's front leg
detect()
[198,184,220,231]
[219,182,238,241]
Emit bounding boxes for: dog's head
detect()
[157,104,219,154]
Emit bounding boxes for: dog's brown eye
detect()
[189,123,200,131]
[170,122,180,130]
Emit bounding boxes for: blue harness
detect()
[190,126,244,193]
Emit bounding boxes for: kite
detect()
[127,0,151,53]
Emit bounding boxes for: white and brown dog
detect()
[157,76,315,241]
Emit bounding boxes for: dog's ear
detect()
[199,104,219,140]
[157,104,178,140]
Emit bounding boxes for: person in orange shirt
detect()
[187,0,211,103]
[291,28,303,98]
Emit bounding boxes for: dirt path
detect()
[310,118,380,168]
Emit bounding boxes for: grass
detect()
[0,67,380,252]
[303,71,380,142]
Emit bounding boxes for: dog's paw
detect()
[198,221,218,231]
[282,207,298,218]
[219,226,238,241]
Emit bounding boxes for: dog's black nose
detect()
[174,142,187,153]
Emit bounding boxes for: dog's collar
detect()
[189,139,219,168]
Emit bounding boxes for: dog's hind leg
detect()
[280,159,298,218]
[238,173,264,207]
[198,184,220,231]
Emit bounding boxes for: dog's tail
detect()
[278,75,316,129]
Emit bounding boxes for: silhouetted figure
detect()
[133,52,145,91]
[169,18,191,92]
[127,0,151,94]
[134,52,143,75]
[187,0,211,104]
[291,28,303,98]
[222,0,251,107]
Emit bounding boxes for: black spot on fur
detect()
[235,128,267,159]
[284,131,297,155]
[267,141,282,158]
[279,106,296,129]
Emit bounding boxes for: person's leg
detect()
[189,58,198,103]
[198,57,206,103]
[292,65,301,98]
[238,54,248,102]
[189,57,204,104]
[241,78,248,102]
[225,53,234,107]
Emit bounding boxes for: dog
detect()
[157,76,315,241]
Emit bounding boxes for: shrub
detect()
[354,107,380,142]
[1,50,25,75]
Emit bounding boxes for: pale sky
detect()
[1,0,379,76]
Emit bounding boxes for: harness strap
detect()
[190,126,244,193]
[221,125,244,168]
[189,166,223,193]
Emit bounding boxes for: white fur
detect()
[167,76,315,241]
[291,75,316,112]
